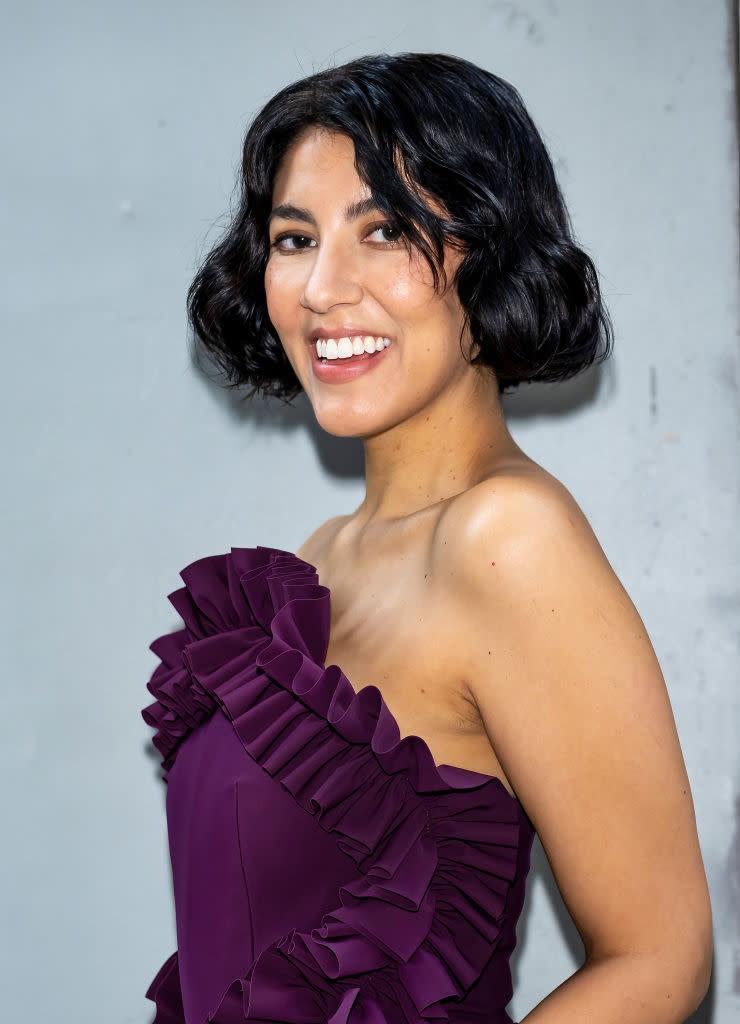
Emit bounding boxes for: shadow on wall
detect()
[192,334,615,482]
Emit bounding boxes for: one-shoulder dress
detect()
[142,546,536,1024]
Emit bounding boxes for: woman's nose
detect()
[300,242,364,312]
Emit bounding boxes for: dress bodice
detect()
[142,546,536,1024]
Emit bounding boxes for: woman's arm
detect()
[444,474,713,1024]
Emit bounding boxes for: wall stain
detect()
[728,0,740,149]
[716,351,739,392]
[487,1,555,45]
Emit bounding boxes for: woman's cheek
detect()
[263,260,279,309]
[265,260,305,327]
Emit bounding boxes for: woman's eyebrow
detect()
[268,197,382,226]
[344,197,382,221]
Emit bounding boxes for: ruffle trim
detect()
[145,950,185,1024]
[143,546,526,1024]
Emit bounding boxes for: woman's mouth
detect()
[311,334,392,383]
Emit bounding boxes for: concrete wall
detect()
[1,1,737,1021]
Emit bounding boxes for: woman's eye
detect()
[271,233,316,251]
[366,223,403,245]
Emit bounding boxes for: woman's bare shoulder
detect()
[434,460,613,580]
[295,514,351,567]
[433,460,639,681]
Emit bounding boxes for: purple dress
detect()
[142,546,536,1024]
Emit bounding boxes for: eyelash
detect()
[270,222,404,252]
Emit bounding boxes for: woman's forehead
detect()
[271,130,367,205]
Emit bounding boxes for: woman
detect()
[142,53,712,1024]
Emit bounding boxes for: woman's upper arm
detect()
[448,477,712,980]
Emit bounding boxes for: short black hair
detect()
[188,52,612,398]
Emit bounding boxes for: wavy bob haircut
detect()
[188,52,612,398]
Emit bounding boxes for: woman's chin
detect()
[310,399,392,440]
[313,413,374,439]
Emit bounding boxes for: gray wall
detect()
[1,1,737,1022]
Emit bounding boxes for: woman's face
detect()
[264,127,481,438]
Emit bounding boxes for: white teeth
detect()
[315,335,391,361]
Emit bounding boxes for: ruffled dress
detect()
[142,546,536,1024]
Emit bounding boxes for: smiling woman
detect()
[142,53,712,1024]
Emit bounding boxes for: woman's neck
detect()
[355,368,522,526]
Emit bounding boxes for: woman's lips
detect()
[310,341,390,383]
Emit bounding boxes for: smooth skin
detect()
[265,127,713,1023]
